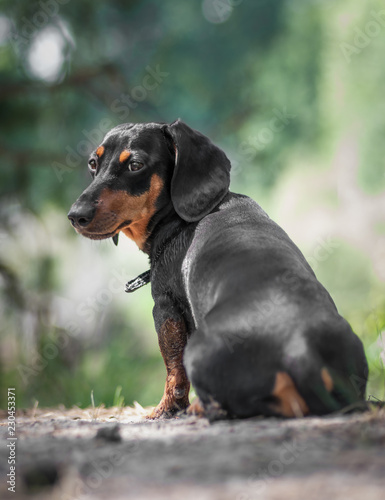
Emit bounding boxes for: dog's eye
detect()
[128,161,144,172]
[88,159,97,171]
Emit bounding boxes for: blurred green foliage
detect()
[0,0,384,408]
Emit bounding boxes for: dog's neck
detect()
[145,193,232,262]
[146,206,188,265]
[125,207,184,294]
[126,197,228,292]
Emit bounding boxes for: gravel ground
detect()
[1,405,385,499]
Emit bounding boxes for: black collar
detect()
[125,270,151,293]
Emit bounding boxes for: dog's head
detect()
[68,120,231,251]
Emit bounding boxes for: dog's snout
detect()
[67,202,96,229]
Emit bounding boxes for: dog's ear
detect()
[163,119,231,222]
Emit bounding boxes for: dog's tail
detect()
[291,322,368,415]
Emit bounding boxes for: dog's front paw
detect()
[146,372,190,419]
[146,396,188,420]
[146,401,171,420]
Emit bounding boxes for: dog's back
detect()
[183,193,368,418]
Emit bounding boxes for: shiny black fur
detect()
[69,120,368,418]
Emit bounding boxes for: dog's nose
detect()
[67,203,95,229]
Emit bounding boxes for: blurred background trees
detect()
[0,0,384,408]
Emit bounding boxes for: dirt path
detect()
[1,406,385,499]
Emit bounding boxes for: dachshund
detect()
[68,120,368,419]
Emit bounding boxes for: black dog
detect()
[68,120,368,419]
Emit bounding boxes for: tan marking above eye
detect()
[96,146,105,157]
[270,372,309,417]
[119,150,131,163]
